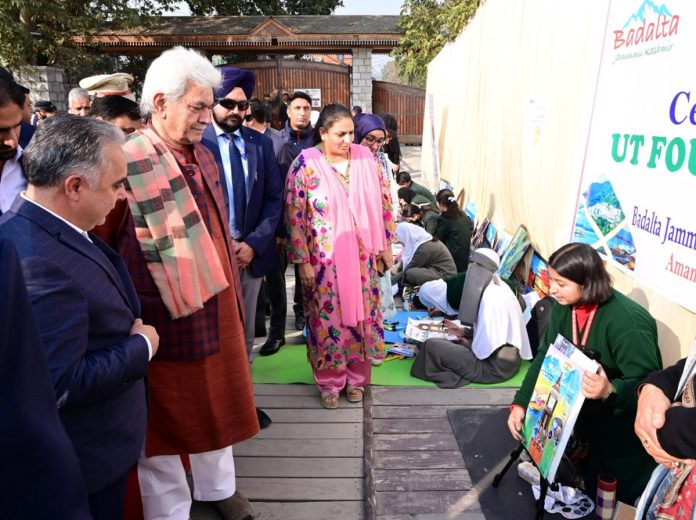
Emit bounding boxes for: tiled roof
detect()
[98,15,401,37]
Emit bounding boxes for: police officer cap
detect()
[79,73,135,101]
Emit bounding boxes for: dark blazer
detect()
[0,197,150,494]
[0,239,92,520]
[19,121,35,150]
[202,125,283,277]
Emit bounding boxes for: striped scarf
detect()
[123,127,229,319]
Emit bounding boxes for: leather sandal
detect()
[346,386,364,403]
[320,391,340,409]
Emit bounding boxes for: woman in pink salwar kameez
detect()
[285,104,395,409]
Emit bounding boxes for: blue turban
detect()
[354,113,386,144]
[216,66,256,99]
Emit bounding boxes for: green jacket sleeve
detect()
[601,315,662,410]
[512,305,565,407]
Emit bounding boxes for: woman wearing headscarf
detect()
[392,222,457,289]
[354,113,400,217]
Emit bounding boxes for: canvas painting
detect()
[527,252,550,297]
[498,225,532,280]
[522,334,599,483]
[471,218,489,249]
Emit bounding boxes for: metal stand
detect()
[492,444,554,520]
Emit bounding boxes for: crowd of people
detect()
[1,45,694,520]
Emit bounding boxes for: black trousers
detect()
[266,248,288,340]
[88,471,129,520]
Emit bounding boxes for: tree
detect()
[0,1,182,68]
[185,0,343,15]
[392,0,482,87]
[0,0,343,69]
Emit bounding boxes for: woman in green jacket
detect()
[433,189,473,273]
[507,243,661,503]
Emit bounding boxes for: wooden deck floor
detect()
[192,201,521,519]
[202,384,516,520]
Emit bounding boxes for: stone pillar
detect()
[16,66,68,112]
[351,47,372,113]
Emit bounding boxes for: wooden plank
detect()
[373,417,452,434]
[255,422,362,440]
[236,456,362,478]
[363,385,376,520]
[250,501,363,520]
[374,433,459,451]
[261,407,363,423]
[374,469,472,492]
[237,477,363,501]
[372,405,465,419]
[374,451,465,470]
[255,395,362,409]
[378,513,485,520]
[371,387,515,407]
[254,384,317,396]
[376,490,481,516]
[235,438,363,458]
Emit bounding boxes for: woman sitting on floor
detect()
[391,222,457,291]
[418,273,466,317]
[507,242,661,504]
[411,248,532,388]
[400,202,439,235]
[433,189,473,273]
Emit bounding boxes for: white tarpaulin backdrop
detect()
[422,0,696,362]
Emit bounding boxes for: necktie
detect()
[228,133,246,238]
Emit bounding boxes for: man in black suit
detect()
[0,115,160,520]
[0,238,92,520]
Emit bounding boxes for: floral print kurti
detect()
[286,147,394,370]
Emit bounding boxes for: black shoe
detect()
[256,408,272,429]
[208,490,254,520]
[254,324,267,337]
[259,337,285,356]
[294,314,306,331]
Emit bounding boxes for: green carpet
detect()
[252,344,530,388]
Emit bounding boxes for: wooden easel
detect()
[492,444,555,520]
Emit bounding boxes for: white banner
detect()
[573,0,696,312]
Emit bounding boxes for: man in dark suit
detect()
[0,115,159,520]
[202,66,283,361]
[0,238,92,520]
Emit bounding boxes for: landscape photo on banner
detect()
[572,0,696,312]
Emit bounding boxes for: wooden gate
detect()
[372,81,425,144]
[231,59,350,107]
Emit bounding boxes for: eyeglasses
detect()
[186,103,215,115]
[216,98,249,111]
[363,135,386,147]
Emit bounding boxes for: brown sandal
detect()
[346,386,364,403]
[320,391,340,409]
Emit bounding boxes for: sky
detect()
[334,0,403,15]
[167,0,403,16]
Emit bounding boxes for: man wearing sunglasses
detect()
[202,68,282,425]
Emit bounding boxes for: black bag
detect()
[526,296,556,358]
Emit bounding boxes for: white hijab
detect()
[396,222,432,269]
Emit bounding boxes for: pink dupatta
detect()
[304,144,386,326]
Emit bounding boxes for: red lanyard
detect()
[572,307,597,347]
